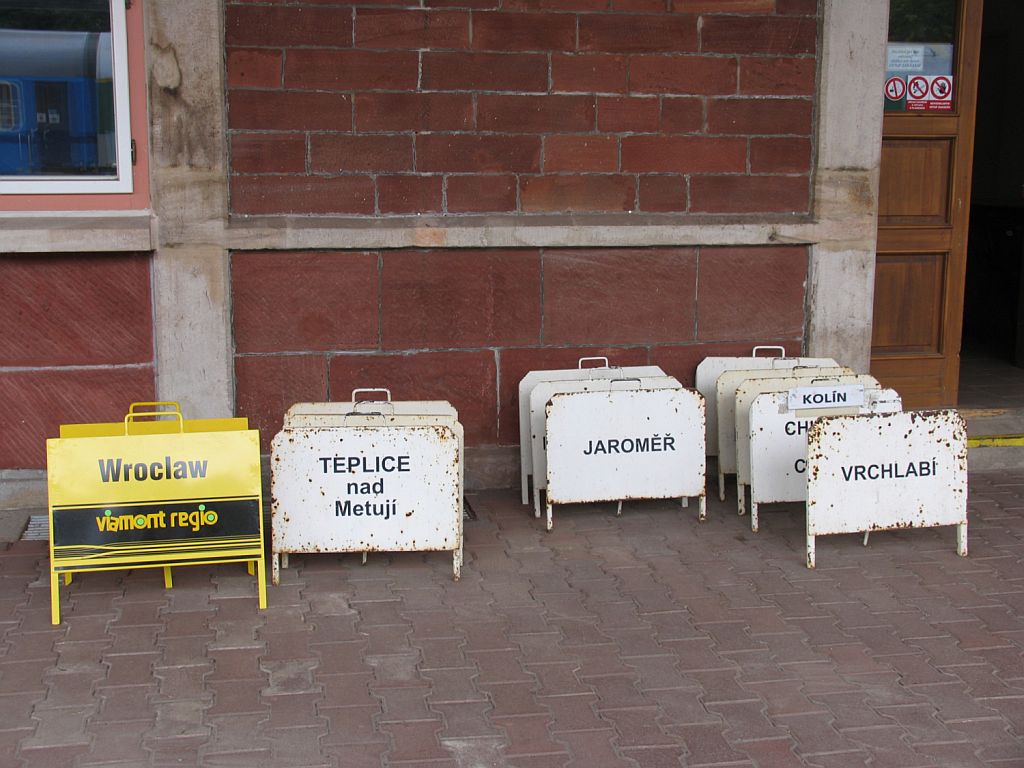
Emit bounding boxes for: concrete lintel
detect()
[221,215,837,252]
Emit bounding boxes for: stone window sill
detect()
[1,211,154,254]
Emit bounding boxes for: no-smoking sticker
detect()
[885,76,906,101]
[908,76,929,100]
[930,76,952,101]
[905,74,953,111]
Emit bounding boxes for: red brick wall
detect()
[232,246,807,450]
[226,0,817,216]
[0,254,156,469]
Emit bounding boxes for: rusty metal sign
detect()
[544,386,705,531]
[519,358,664,505]
[715,366,851,501]
[271,392,463,583]
[286,396,457,425]
[805,409,968,568]
[695,348,837,456]
[733,374,880,515]
[747,387,901,531]
[528,375,681,519]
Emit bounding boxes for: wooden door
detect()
[871,0,984,407]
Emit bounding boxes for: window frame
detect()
[0,0,133,194]
[0,80,20,131]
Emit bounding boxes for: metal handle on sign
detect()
[752,346,786,358]
[129,401,181,414]
[578,357,610,369]
[351,388,392,404]
[124,411,184,435]
[610,377,642,389]
[349,388,395,418]
[770,356,799,368]
[810,378,841,384]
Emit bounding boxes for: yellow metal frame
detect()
[47,402,267,624]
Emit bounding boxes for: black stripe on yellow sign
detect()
[51,494,260,510]
[51,498,261,553]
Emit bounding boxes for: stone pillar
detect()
[806,0,890,372]
[147,0,234,417]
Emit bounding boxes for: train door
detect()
[34,81,71,172]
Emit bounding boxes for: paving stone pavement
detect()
[1,471,1023,767]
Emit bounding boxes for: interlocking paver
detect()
[0,473,1021,765]
[93,682,157,723]
[377,684,442,721]
[493,712,565,757]
[555,730,630,766]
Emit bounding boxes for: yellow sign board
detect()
[46,404,266,623]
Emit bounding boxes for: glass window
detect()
[884,0,957,113]
[0,0,132,193]
[0,81,18,130]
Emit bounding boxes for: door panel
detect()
[872,253,947,352]
[878,139,953,225]
[871,0,983,407]
[870,355,947,401]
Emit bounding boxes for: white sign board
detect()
[528,375,681,518]
[271,423,463,582]
[887,44,925,72]
[715,366,851,500]
[518,360,665,504]
[748,388,901,531]
[544,387,705,531]
[734,374,879,514]
[805,409,968,568]
[787,384,865,411]
[694,349,836,456]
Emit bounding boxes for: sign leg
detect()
[718,470,725,502]
[957,523,968,556]
[533,487,542,519]
[282,552,289,569]
[698,495,706,521]
[616,500,623,517]
[272,553,280,586]
[453,547,462,581]
[681,497,688,508]
[737,484,746,516]
[521,472,530,506]
[50,571,61,625]
[247,561,255,576]
[256,557,267,609]
[806,534,816,569]
[546,502,553,532]
[163,566,173,589]
[751,501,759,532]
[63,573,72,585]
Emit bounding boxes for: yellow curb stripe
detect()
[968,435,1024,448]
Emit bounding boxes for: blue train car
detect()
[0,29,114,177]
